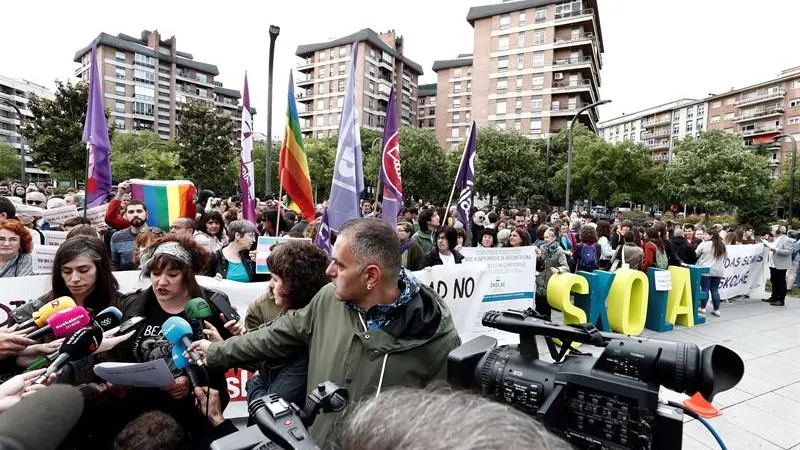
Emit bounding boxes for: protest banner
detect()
[719,243,768,300]
[411,263,487,341]
[254,236,312,274]
[40,205,79,225]
[460,247,537,345]
[32,245,59,273]
[85,203,109,228]
[42,230,68,246]
[13,204,43,216]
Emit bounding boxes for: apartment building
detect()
[429,0,605,149]
[295,29,423,140]
[0,74,54,180]
[706,66,800,178]
[73,30,247,143]
[597,98,708,163]
[417,83,436,129]
[432,54,473,148]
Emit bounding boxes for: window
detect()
[530,119,542,134]
[531,96,543,111]
[515,99,522,113]
[115,101,125,113]
[454,68,462,78]
[515,121,521,131]
[498,56,508,71]
[115,51,125,62]
[517,55,524,69]
[496,101,507,115]
[790,99,800,107]
[134,85,154,100]
[697,105,705,116]
[551,100,560,111]
[453,98,461,107]
[329,49,335,59]
[687,110,693,119]
[789,116,800,125]
[368,82,375,93]
[499,14,510,29]
[134,53,155,68]
[497,122,507,131]
[711,100,721,108]
[319,67,326,78]
[317,99,324,111]
[535,9,546,22]
[115,118,125,130]
[133,102,153,116]
[453,83,461,93]
[133,69,155,84]
[451,127,459,138]
[725,97,736,105]
[115,67,125,79]
[534,30,545,45]
[339,47,347,57]
[498,36,509,50]
[686,121,693,132]
[532,75,544,90]
[467,81,472,91]
[519,12,526,25]
[339,64,346,75]
[710,115,720,124]
[318,83,325,94]
[465,96,471,107]
[532,51,544,67]
[697,120,704,131]
[115,84,125,95]
[453,112,460,122]
[673,124,679,134]
[368,65,376,77]
[197,73,208,83]
[338,80,345,92]
[518,33,525,47]
[513,77,522,92]
[497,78,508,93]
[316,116,324,127]
[724,112,735,121]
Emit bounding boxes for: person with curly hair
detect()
[0,219,33,278]
[194,210,226,254]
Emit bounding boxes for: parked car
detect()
[591,206,613,222]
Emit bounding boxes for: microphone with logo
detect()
[13,297,76,331]
[162,317,204,367]
[172,342,208,389]
[0,385,84,450]
[25,307,91,341]
[33,325,104,385]
[185,298,213,341]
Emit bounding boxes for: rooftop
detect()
[418,83,437,96]
[432,56,474,72]
[597,98,699,128]
[213,86,241,99]
[295,28,424,75]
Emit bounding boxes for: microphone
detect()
[0,385,84,450]
[24,352,58,372]
[172,342,208,388]
[15,297,76,330]
[162,317,204,367]
[26,307,91,341]
[92,306,123,331]
[34,326,104,384]
[184,297,213,340]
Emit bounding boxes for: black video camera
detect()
[448,309,744,450]
[210,381,348,450]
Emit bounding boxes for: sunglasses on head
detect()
[26,200,43,205]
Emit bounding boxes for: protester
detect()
[533,224,549,247]
[169,218,196,239]
[470,210,485,247]
[110,200,149,271]
[535,228,569,321]
[205,220,262,282]
[497,228,511,247]
[421,226,464,268]
[610,231,644,271]
[765,225,793,307]
[670,228,697,265]
[245,241,329,409]
[261,209,290,237]
[695,230,727,316]
[642,227,669,272]
[412,208,439,254]
[24,191,46,209]
[188,218,460,447]
[480,228,497,248]
[194,211,226,254]
[454,227,467,251]
[0,220,33,278]
[396,221,423,271]
[505,227,531,247]
[684,223,702,248]
[66,223,99,239]
[596,220,614,270]
[12,185,25,200]
[572,225,600,272]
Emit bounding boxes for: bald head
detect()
[170,217,196,238]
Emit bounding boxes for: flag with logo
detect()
[81,42,112,208]
[315,208,332,256]
[239,73,256,223]
[454,121,477,226]
[379,87,402,229]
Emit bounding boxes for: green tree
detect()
[176,100,235,191]
[20,80,114,183]
[0,143,21,181]
[473,127,545,205]
[304,137,337,202]
[110,132,182,181]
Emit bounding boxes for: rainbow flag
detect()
[129,179,197,231]
[279,71,315,222]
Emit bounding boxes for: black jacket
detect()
[205,246,267,282]
[470,224,484,247]
[670,236,697,265]
[420,249,465,268]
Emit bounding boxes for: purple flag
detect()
[239,73,256,223]
[454,121,477,226]
[379,87,402,229]
[82,42,112,208]
[314,208,332,256]
[327,41,364,232]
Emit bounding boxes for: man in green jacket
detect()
[189,218,461,448]
[411,207,439,254]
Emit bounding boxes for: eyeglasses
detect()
[150,228,165,235]
[26,200,43,205]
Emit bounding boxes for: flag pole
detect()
[83,143,90,220]
[275,168,285,236]
[444,127,471,224]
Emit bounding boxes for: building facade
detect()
[295,29,423,140]
[417,83,436,129]
[0,74,54,180]
[73,30,247,143]
[431,55,473,149]
[597,99,708,163]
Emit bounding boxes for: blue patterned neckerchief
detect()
[346,268,420,330]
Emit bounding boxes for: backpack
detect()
[577,243,598,272]
[655,248,669,269]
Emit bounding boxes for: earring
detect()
[366,284,373,291]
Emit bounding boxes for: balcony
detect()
[642,130,671,140]
[739,124,783,137]
[553,32,596,48]
[296,77,313,87]
[295,92,313,102]
[551,79,593,93]
[296,60,314,72]
[554,8,594,22]
[734,105,784,123]
[734,89,785,107]
[298,109,313,118]
[552,56,593,69]
[642,116,671,128]
[646,141,670,150]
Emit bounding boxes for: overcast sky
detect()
[3,0,799,136]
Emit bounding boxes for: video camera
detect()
[210,381,348,450]
[448,309,745,450]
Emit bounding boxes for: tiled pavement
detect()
[546,297,800,450]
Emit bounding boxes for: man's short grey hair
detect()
[175,217,196,231]
[337,387,571,450]
[673,228,684,238]
[227,219,257,240]
[339,218,401,280]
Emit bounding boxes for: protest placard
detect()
[42,230,68,246]
[13,204,43,216]
[85,204,109,227]
[411,263,487,340]
[654,270,672,291]
[32,245,59,274]
[254,236,312,274]
[40,205,79,225]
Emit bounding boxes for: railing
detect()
[552,79,592,90]
[554,32,595,45]
[734,89,785,106]
[642,116,671,127]
[734,105,784,121]
[553,56,593,67]
[554,8,594,21]
[646,142,670,150]
[642,130,671,139]
[739,124,782,136]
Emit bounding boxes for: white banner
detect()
[719,243,768,300]
[42,230,68,247]
[40,205,79,225]
[460,247,537,345]
[85,204,108,228]
[411,263,487,341]
[31,245,59,274]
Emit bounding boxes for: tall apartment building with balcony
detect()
[74,30,247,143]
[706,66,800,178]
[598,99,708,163]
[295,29,423,140]
[452,0,604,148]
[0,74,54,181]
[417,83,437,129]
[432,54,473,149]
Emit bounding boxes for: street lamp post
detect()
[565,99,611,212]
[265,25,280,196]
[775,134,797,228]
[1,99,26,184]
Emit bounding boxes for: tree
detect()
[20,80,114,183]
[176,100,236,191]
[473,127,545,205]
[110,132,182,181]
[0,144,20,181]
[664,131,772,216]
[304,137,337,202]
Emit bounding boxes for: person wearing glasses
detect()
[205,220,264,282]
[24,191,46,208]
[169,218,196,239]
[0,219,34,278]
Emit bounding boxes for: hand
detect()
[116,182,130,198]
[161,376,190,400]
[95,327,136,354]
[15,340,61,367]
[550,267,559,274]
[194,387,225,426]
[202,321,223,342]
[186,340,211,364]
[222,314,245,336]
[0,331,37,359]
[0,369,49,412]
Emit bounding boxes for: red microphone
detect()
[25,307,91,341]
